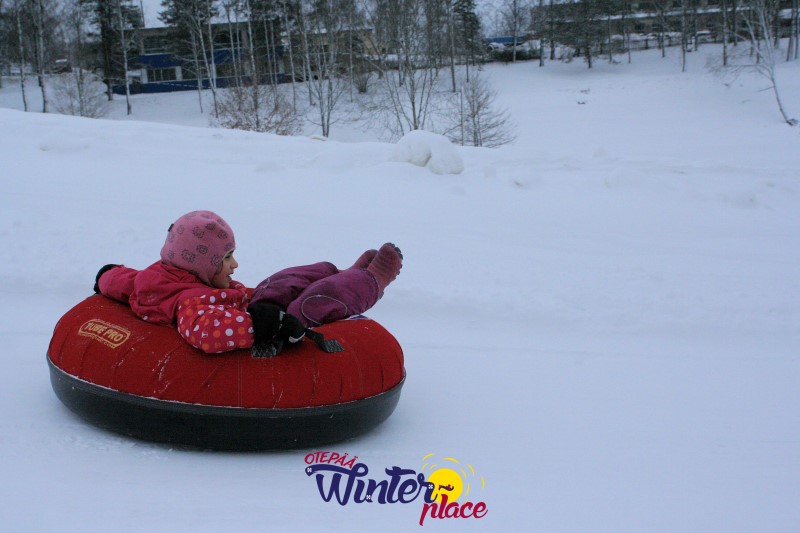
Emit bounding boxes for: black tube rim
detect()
[47,355,405,450]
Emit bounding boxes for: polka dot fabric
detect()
[160,211,236,286]
[176,284,255,353]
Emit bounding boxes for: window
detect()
[181,66,198,80]
[148,68,177,82]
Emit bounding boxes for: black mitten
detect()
[248,304,307,357]
[93,264,119,293]
[280,313,306,344]
[247,303,284,345]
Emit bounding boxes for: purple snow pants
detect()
[250,262,380,327]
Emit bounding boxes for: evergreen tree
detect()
[84,0,142,100]
[453,0,483,78]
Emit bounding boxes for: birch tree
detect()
[787,0,799,61]
[499,0,529,63]
[446,73,516,147]
[114,0,133,114]
[214,0,301,134]
[724,0,797,125]
[10,0,30,110]
[31,0,57,111]
[52,0,109,117]
[160,0,219,115]
[0,0,7,88]
[360,0,445,139]
[301,0,358,137]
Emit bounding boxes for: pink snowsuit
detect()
[98,261,380,354]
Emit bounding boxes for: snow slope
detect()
[1,46,799,532]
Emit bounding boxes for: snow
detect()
[390,130,464,175]
[1,45,799,532]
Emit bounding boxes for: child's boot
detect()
[367,243,403,297]
[351,249,378,270]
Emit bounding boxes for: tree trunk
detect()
[189,30,204,114]
[206,9,219,117]
[681,1,688,72]
[722,0,729,66]
[115,0,132,115]
[448,4,456,92]
[244,12,259,129]
[282,5,297,110]
[15,0,29,111]
[34,0,48,112]
[224,7,241,87]
[300,9,314,106]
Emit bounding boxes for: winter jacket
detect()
[98,262,255,353]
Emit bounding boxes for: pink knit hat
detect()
[160,210,236,285]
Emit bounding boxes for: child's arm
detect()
[95,265,138,303]
[176,289,255,353]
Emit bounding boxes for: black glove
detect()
[247,303,306,346]
[282,313,306,343]
[93,264,119,293]
[247,303,284,346]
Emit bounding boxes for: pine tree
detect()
[453,0,482,80]
[84,0,142,100]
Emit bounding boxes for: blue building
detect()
[115,23,287,95]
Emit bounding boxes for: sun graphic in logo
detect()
[421,454,486,503]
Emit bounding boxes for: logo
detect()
[304,451,488,526]
[78,319,131,349]
[418,453,487,525]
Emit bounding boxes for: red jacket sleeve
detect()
[175,287,255,353]
[97,265,139,303]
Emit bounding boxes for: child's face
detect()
[211,251,238,289]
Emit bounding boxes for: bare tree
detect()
[499,0,530,63]
[720,0,797,125]
[360,0,445,139]
[299,0,355,137]
[31,0,56,112]
[278,0,300,109]
[561,0,606,68]
[12,0,30,110]
[52,0,110,117]
[446,73,516,147]
[115,0,133,114]
[213,83,302,133]
[160,0,219,115]
[52,71,110,117]
[788,0,799,61]
[645,0,672,58]
[212,0,302,134]
[0,0,7,88]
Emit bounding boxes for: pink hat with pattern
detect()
[160,210,236,285]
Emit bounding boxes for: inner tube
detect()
[47,295,405,450]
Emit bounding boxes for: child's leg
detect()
[251,262,339,309]
[287,269,380,326]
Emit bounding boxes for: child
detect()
[95,210,402,354]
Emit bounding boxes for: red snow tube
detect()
[47,294,405,450]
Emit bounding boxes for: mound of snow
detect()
[390,130,464,175]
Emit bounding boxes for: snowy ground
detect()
[1,46,799,532]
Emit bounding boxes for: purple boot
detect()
[366,243,403,298]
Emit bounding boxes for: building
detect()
[116,22,288,94]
